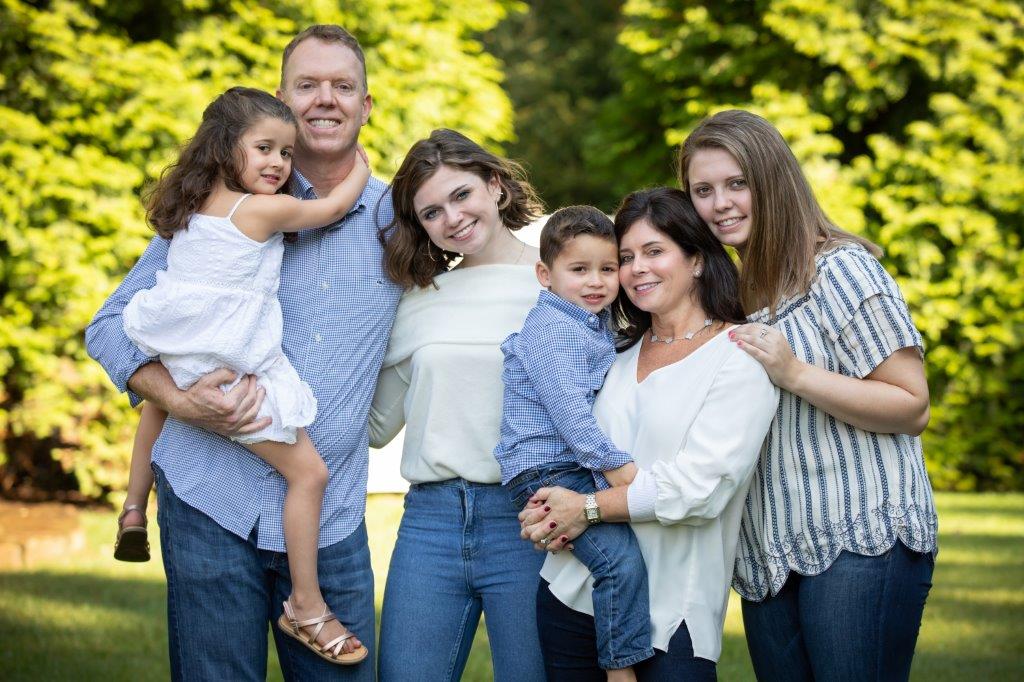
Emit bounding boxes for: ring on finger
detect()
[759,328,769,339]
[540,537,551,547]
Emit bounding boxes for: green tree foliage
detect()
[483,0,624,210]
[0,0,515,499]
[584,0,1024,489]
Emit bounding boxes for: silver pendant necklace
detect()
[650,318,712,344]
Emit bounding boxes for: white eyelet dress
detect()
[122,194,316,445]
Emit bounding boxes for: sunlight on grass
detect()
[1,492,1021,680]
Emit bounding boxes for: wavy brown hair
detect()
[144,87,297,238]
[678,109,881,315]
[612,187,745,350]
[380,129,543,289]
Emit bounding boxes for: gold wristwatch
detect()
[584,493,601,525]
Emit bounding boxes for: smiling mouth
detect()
[449,222,476,241]
[261,174,281,184]
[308,118,341,129]
[716,216,744,229]
[634,282,659,294]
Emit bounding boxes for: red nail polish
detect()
[549,521,557,528]
[544,506,551,512]
[560,535,568,542]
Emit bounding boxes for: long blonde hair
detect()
[678,110,880,314]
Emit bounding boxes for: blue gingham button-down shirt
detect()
[86,170,402,552]
[493,290,632,484]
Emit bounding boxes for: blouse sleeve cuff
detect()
[626,468,658,522]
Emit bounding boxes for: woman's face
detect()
[618,218,701,317]
[412,164,503,255]
[687,148,752,251]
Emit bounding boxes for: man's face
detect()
[277,39,372,163]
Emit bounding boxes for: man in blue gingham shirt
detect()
[86,26,401,681]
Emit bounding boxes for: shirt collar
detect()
[537,289,609,331]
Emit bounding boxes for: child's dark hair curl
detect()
[145,87,297,238]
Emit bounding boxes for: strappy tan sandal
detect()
[277,599,368,665]
[114,504,150,562]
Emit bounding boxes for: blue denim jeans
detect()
[741,541,934,681]
[536,580,717,681]
[378,478,546,681]
[507,463,653,669]
[154,465,375,681]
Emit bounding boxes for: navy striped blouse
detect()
[733,245,938,600]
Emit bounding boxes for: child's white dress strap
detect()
[227,193,252,220]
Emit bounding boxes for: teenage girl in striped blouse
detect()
[679,110,938,681]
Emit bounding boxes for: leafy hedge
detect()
[0,0,517,500]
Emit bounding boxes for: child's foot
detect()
[114,504,150,562]
[278,596,368,665]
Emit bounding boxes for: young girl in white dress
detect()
[113,86,370,665]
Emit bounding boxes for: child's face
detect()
[537,234,620,313]
[238,117,296,195]
[687,148,752,251]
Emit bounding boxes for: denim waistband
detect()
[409,477,503,492]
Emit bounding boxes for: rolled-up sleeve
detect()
[85,237,168,406]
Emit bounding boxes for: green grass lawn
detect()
[1,492,1021,680]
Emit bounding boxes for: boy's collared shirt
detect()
[494,289,632,484]
[86,169,402,552]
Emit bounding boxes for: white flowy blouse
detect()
[540,329,778,662]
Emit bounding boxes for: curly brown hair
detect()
[144,87,297,239]
[380,129,543,289]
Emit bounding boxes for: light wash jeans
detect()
[741,541,935,681]
[154,464,375,681]
[507,462,654,669]
[378,478,546,681]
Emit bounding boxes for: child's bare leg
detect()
[607,667,637,682]
[247,430,362,654]
[122,403,163,526]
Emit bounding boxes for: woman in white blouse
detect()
[680,110,937,681]
[521,187,778,680]
[369,129,547,680]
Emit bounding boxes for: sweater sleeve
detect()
[368,360,409,448]
[647,350,778,526]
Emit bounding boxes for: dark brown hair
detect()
[678,109,881,314]
[540,205,616,266]
[612,187,745,350]
[381,129,543,289]
[144,87,297,238]
[281,25,367,91]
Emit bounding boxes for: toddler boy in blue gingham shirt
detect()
[494,206,654,672]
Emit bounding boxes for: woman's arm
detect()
[368,361,409,448]
[730,326,930,435]
[237,150,371,240]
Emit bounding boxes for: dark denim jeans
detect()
[378,478,546,682]
[507,463,654,669]
[741,541,935,681]
[154,465,375,681]
[536,580,717,680]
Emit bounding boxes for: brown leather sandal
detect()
[114,504,150,562]
[277,599,368,665]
